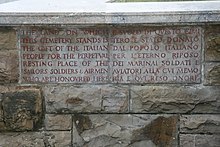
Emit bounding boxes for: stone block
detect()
[0,50,18,84]
[101,85,129,113]
[44,85,129,113]
[0,131,71,147]
[131,86,220,113]
[44,85,102,113]
[180,115,220,134]
[45,114,72,130]
[0,88,43,131]
[0,85,16,93]
[205,25,220,61]
[204,63,220,85]
[180,134,220,147]
[72,114,178,147]
[0,27,16,50]
[0,85,16,130]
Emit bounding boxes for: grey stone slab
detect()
[131,86,220,113]
[205,25,220,62]
[180,115,220,134]
[0,131,71,147]
[45,114,72,130]
[44,85,102,113]
[43,85,129,113]
[0,0,220,24]
[0,0,220,13]
[1,12,220,25]
[72,114,178,147]
[204,63,220,86]
[101,85,129,113]
[180,134,220,147]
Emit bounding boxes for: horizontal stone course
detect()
[0,131,71,147]
[72,114,178,147]
[131,86,220,113]
[180,134,220,147]
[180,115,220,134]
[43,85,129,113]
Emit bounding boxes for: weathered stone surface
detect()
[44,85,102,113]
[0,131,71,147]
[0,85,17,93]
[45,114,72,130]
[0,27,16,50]
[180,134,220,147]
[0,99,6,130]
[0,50,19,84]
[180,115,220,134]
[0,85,16,130]
[131,86,220,113]
[72,114,178,147]
[20,26,202,84]
[0,88,43,131]
[101,86,128,112]
[205,25,220,61]
[204,63,220,85]
[44,85,128,113]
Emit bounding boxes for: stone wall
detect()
[0,25,219,147]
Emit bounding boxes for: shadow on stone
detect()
[0,89,43,131]
[131,116,177,147]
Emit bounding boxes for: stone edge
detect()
[0,11,220,25]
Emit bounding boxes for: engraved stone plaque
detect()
[19,26,202,84]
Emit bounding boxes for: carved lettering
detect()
[20,26,202,84]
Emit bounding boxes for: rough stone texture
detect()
[0,131,71,147]
[204,63,220,86]
[180,134,220,147]
[45,114,72,130]
[0,88,43,131]
[44,85,128,113]
[0,27,16,50]
[44,85,102,113]
[131,86,220,113]
[72,114,178,147]
[101,86,128,113]
[0,99,6,130]
[0,23,220,147]
[0,85,16,93]
[0,50,19,84]
[0,85,16,130]
[205,25,220,61]
[180,115,220,134]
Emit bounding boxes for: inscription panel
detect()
[19,26,202,84]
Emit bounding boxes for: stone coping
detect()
[0,0,220,24]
